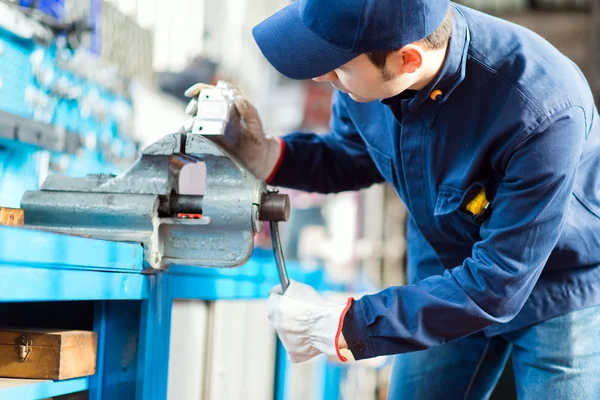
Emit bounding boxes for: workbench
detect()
[0,226,345,400]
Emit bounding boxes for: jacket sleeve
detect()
[342,106,586,359]
[405,215,446,285]
[269,90,384,193]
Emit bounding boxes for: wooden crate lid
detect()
[0,329,96,347]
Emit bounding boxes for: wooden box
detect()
[0,330,97,380]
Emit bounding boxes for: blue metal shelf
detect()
[166,247,331,301]
[0,264,147,302]
[167,259,326,301]
[0,377,88,400]
[0,226,147,302]
[0,225,343,399]
[0,226,143,273]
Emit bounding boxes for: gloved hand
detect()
[268,279,353,363]
[183,82,284,182]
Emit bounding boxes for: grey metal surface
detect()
[22,131,267,269]
[270,221,290,293]
[20,106,276,271]
[192,81,242,146]
[0,109,68,153]
[259,193,290,222]
[21,82,292,272]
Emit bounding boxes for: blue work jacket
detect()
[271,4,600,359]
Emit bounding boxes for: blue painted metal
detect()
[0,21,137,171]
[0,220,339,398]
[20,0,65,20]
[0,29,133,141]
[321,361,343,400]
[0,214,339,399]
[0,227,146,302]
[0,241,338,399]
[90,301,108,400]
[0,377,88,399]
[0,226,143,272]
[274,339,288,400]
[274,342,346,400]
[168,255,327,300]
[102,301,141,399]
[136,273,172,400]
[0,264,147,302]
[132,254,335,399]
[90,0,102,55]
[0,141,45,208]
[0,27,36,120]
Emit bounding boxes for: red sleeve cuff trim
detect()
[266,137,286,185]
[335,297,354,363]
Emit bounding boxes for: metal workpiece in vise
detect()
[21,81,291,291]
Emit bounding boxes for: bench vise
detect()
[21,82,291,290]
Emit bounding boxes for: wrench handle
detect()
[270,220,290,293]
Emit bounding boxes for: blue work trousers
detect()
[388,304,600,399]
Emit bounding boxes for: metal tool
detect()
[264,191,291,293]
[271,222,290,293]
[21,82,292,289]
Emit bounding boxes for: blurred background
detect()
[0,0,598,399]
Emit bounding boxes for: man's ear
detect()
[387,45,424,75]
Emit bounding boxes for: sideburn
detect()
[381,66,394,82]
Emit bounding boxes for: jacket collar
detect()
[382,4,471,127]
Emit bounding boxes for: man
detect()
[185,0,600,398]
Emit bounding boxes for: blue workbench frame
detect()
[0,225,340,400]
[0,226,146,399]
[136,255,328,400]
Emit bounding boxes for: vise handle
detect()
[259,192,291,293]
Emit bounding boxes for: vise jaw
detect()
[21,132,289,269]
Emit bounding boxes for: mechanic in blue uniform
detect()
[184,0,600,398]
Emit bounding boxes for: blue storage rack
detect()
[0,10,138,168]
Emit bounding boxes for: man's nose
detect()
[312,71,338,82]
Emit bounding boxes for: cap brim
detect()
[252,3,360,80]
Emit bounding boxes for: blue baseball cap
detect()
[252,0,450,80]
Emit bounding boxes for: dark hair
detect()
[366,6,454,70]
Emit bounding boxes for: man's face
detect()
[312,54,415,103]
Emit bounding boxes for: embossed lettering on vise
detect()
[171,236,227,252]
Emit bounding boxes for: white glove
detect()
[268,280,352,363]
[183,82,284,182]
